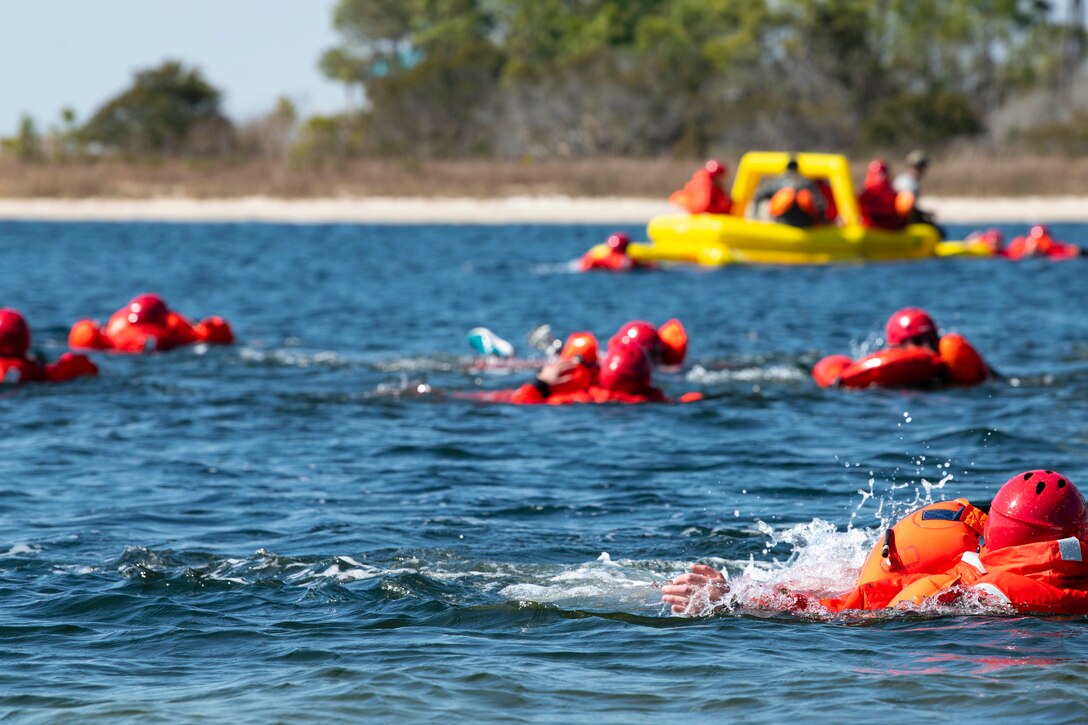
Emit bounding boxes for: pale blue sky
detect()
[0,0,347,135]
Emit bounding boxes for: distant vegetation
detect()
[2,0,1086,167]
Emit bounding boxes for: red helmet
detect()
[606,233,631,253]
[705,159,726,178]
[865,159,889,187]
[560,331,598,365]
[126,294,169,326]
[609,320,660,354]
[980,228,1004,251]
[1029,224,1050,239]
[0,308,30,357]
[985,470,1088,551]
[885,307,939,349]
[599,342,652,393]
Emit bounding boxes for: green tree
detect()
[16,115,43,161]
[80,61,234,155]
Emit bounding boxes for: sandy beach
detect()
[0,195,1085,225]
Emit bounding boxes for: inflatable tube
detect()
[939,333,987,385]
[837,347,942,389]
[812,354,853,388]
[934,240,997,258]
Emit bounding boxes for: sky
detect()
[0,0,346,136]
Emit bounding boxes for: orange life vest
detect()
[882,538,1088,614]
[813,336,988,389]
[821,499,987,612]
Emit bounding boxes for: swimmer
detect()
[1005,225,1081,260]
[69,293,234,353]
[813,307,990,388]
[0,308,98,384]
[578,233,654,272]
[663,470,1088,616]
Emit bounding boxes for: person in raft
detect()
[578,232,655,272]
[668,160,733,215]
[1004,225,1082,260]
[753,158,836,227]
[858,160,915,231]
[663,469,1088,616]
[0,308,98,384]
[69,294,234,354]
[812,307,990,389]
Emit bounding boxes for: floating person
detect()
[753,157,833,227]
[578,232,655,272]
[1004,225,1081,260]
[69,293,234,353]
[466,329,700,405]
[858,160,914,231]
[662,470,1088,616]
[0,308,98,384]
[668,160,733,215]
[608,319,688,367]
[812,307,990,388]
[507,334,701,405]
[963,227,1005,255]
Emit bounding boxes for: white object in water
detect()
[467,327,515,358]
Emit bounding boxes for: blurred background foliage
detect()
[2,0,1085,163]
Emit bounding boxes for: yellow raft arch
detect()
[629,152,940,265]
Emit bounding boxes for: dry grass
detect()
[1,153,1087,199]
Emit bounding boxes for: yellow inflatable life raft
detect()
[631,152,941,266]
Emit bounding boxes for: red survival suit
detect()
[669,160,733,215]
[579,233,654,272]
[858,160,913,230]
[0,309,98,384]
[69,294,234,353]
[1005,225,1081,261]
[813,307,988,389]
[491,328,700,405]
[822,471,1088,615]
[509,333,671,404]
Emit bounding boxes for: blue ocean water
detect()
[1,220,1087,722]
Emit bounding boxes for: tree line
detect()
[4,0,1086,162]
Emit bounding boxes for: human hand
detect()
[661,563,729,615]
[536,359,580,387]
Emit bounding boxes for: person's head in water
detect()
[885,307,939,351]
[0,309,31,358]
[125,294,169,327]
[598,341,652,393]
[606,232,631,254]
[984,470,1088,552]
[786,158,799,174]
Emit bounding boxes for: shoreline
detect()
[0,195,1086,225]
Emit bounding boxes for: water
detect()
[1,220,1087,722]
